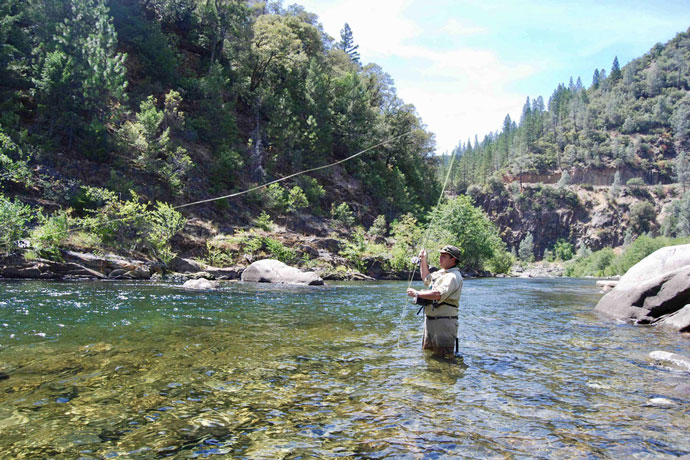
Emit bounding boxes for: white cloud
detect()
[296,0,540,153]
[441,18,487,36]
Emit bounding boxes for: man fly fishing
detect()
[406,245,463,359]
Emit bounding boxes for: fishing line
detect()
[174,130,414,209]
[14,131,414,248]
[395,147,459,349]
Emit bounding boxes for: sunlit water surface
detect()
[0,278,689,459]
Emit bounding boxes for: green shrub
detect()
[298,176,325,211]
[145,201,186,264]
[368,214,387,238]
[331,202,355,228]
[119,91,193,194]
[552,238,574,261]
[264,183,288,214]
[263,237,296,264]
[30,210,71,260]
[629,201,656,234]
[429,195,514,271]
[0,129,32,187]
[255,211,274,231]
[70,186,118,216]
[0,194,32,253]
[387,213,422,272]
[287,186,309,213]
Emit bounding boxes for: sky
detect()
[294,0,690,154]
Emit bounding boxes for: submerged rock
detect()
[241,259,323,285]
[649,350,690,372]
[594,244,690,333]
[182,279,219,290]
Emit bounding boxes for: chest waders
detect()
[415,298,460,354]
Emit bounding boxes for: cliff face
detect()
[470,182,674,257]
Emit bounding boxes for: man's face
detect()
[439,252,455,269]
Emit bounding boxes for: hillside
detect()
[445,29,690,258]
[0,0,440,227]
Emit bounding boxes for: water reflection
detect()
[0,279,689,458]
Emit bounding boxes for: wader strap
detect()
[416,301,458,316]
[425,315,459,320]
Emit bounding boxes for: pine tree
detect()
[339,23,360,63]
[592,69,600,89]
[610,56,622,81]
[33,0,127,151]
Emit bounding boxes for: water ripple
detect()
[0,279,689,458]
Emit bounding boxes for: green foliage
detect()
[287,186,309,213]
[32,0,127,151]
[427,195,509,271]
[566,234,690,277]
[119,91,192,194]
[518,232,535,262]
[69,186,118,216]
[0,129,32,187]
[0,194,32,253]
[629,201,656,234]
[145,201,187,264]
[388,213,422,272]
[30,210,71,260]
[565,247,616,277]
[552,238,574,261]
[263,237,296,264]
[263,183,288,214]
[255,211,274,231]
[331,202,355,228]
[368,215,387,238]
[626,177,645,187]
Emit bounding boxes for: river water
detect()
[0,278,689,459]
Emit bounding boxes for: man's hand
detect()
[418,249,427,262]
[406,288,417,297]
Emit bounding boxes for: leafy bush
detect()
[30,210,71,260]
[263,237,296,264]
[145,201,186,264]
[70,186,118,216]
[426,195,509,271]
[255,211,274,231]
[331,202,355,228]
[552,238,574,261]
[388,213,422,272]
[287,186,309,212]
[518,233,535,262]
[0,129,32,187]
[629,201,656,234]
[119,91,193,194]
[264,183,288,213]
[565,235,690,277]
[368,214,387,238]
[0,194,32,253]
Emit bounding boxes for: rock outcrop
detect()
[594,244,690,333]
[241,259,324,285]
[0,250,158,280]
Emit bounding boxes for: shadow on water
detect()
[0,278,689,458]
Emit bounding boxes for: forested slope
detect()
[0,0,440,226]
[448,28,690,190]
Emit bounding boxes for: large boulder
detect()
[594,244,690,332]
[241,259,323,286]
